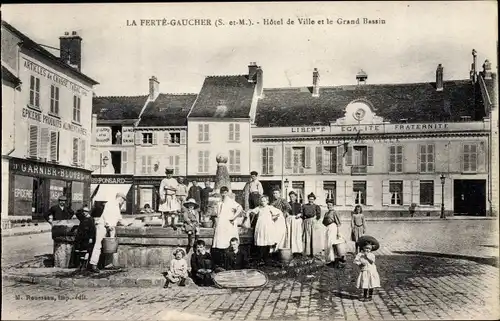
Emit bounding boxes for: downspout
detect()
[281,139,285,197]
[6,42,24,156]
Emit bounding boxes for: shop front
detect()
[91,175,134,215]
[8,157,91,220]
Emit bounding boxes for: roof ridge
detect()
[206,74,248,78]
[158,92,198,96]
[94,95,148,99]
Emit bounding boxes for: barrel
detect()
[102,237,119,254]
[279,248,293,263]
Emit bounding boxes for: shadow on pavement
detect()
[391,251,499,267]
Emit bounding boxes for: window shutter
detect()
[198,151,203,173]
[366,181,374,205]
[229,124,234,141]
[80,139,86,167]
[180,130,186,145]
[337,146,343,173]
[434,179,442,206]
[205,151,210,172]
[29,125,38,158]
[315,146,323,174]
[72,138,79,165]
[261,148,267,174]
[336,180,345,206]
[55,87,60,114]
[146,156,152,174]
[399,145,404,173]
[418,144,423,172]
[50,131,58,161]
[304,146,312,168]
[141,156,146,173]
[345,181,353,206]
[198,124,203,141]
[367,146,374,166]
[229,150,234,172]
[478,143,486,172]
[35,78,40,107]
[428,144,435,172]
[471,144,478,172]
[411,180,420,204]
[152,131,158,145]
[40,128,49,159]
[204,124,209,141]
[235,150,241,173]
[269,148,274,174]
[175,155,180,175]
[235,124,240,141]
[169,155,174,167]
[164,131,170,145]
[50,85,55,113]
[135,132,142,145]
[403,180,412,205]
[121,151,128,174]
[382,180,390,206]
[346,146,353,166]
[285,147,292,169]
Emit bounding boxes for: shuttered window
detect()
[323,181,336,204]
[28,125,39,158]
[353,181,366,205]
[323,147,337,173]
[198,124,209,142]
[141,156,147,173]
[49,131,59,161]
[419,144,435,173]
[419,180,434,205]
[229,123,241,141]
[462,144,478,172]
[29,76,40,108]
[389,181,403,205]
[40,128,49,159]
[121,151,128,174]
[292,147,305,174]
[169,155,181,175]
[79,139,86,167]
[262,147,274,175]
[73,95,81,123]
[50,85,60,115]
[229,150,241,173]
[198,151,209,173]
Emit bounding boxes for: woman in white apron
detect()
[159,168,180,229]
[212,186,243,269]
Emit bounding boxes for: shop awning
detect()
[92,184,132,202]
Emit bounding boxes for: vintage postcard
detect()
[1,2,498,320]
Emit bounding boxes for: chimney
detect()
[356,69,368,85]
[470,49,478,82]
[483,59,492,79]
[59,31,82,71]
[255,67,264,98]
[248,62,258,82]
[312,68,320,97]
[149,76,159,100]
[436,64,444,91]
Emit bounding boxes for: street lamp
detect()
[440,174,446,219]
[284,179,289,198]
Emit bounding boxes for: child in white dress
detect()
[353,242,380,301]
[165,248,189,288]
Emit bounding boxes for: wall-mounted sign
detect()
[122,127,134,145]
[23,58,89,96]
[96,127,111,143]
[22,107,88,136]
[91,176,134,184]
[9,158,91,181]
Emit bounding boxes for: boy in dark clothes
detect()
[74,206,96,269]
[190,240,214,286]
[219,237,249,272]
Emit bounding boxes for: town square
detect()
[1,2,499,320]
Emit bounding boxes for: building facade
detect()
[252,59,496,217]
[1,21,98,222]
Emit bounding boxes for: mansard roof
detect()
[137,93,198,127]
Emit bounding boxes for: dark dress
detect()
[190,251,213,286]
[44,205,75,222]
[223,247,249,271]
[74,214,96,253]
[188,186,202,207]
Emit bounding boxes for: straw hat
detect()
[183,198,199,209]
[356,235,380,251]
[173,247,186,257]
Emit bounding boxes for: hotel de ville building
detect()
[90,52,497,218]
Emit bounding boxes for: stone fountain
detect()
[112,154,253,268]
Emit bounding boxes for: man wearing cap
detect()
[243,171,264,212]
[88,192,126,273]
[44,195,75,225]
[159,168,180,229]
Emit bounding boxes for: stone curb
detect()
[2,227,51,237]
[2,261,326,288]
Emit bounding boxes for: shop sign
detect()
[91,176,134,184]
[22,107,88,136]
[14,188,32,200]
[96,127,111,143]
[9,158,91,181]
[122,127,135,145]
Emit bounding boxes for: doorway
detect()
[453,179,486,216]
[260,180,282,202]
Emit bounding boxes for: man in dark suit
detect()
[200,180,213,215]
[44,196,75,225]
[187,179,202,211]
[217,237,249,272]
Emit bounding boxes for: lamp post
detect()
[440,174,446,219]
[284,179,289,199]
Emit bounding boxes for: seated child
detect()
[165,248,189,288]
[141,203,155,214]
[74,205,96,269]
[190,240,214,286]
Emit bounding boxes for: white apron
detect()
[254,205,283,247]
[159,178,180,212]
[212,199,241,249]
[285,216,304,254]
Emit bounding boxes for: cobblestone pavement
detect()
[2,220,499,320]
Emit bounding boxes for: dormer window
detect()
[399,118,408,123]
[460,116,471,122]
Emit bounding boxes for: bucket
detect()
[201,221,214,228]
[279,248,293,263]
[334,242,347,257]
[102,237,119,254]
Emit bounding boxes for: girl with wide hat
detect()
[353,235,381,302]
[182,198,201,254]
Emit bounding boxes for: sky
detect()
[2,2,498,96]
